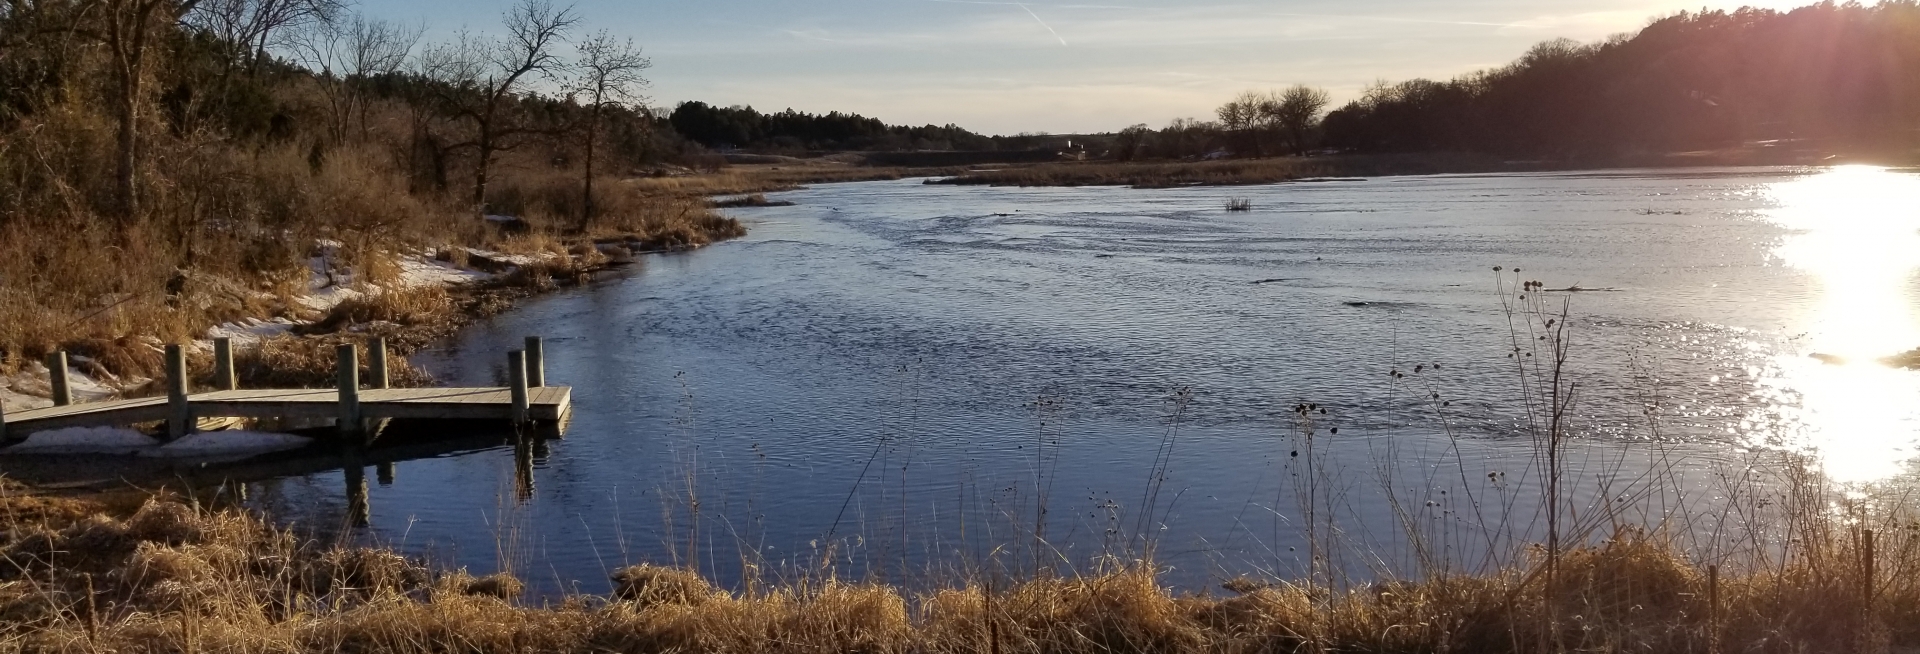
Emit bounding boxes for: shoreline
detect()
[674,149,1919,192]
[0,236,731,454]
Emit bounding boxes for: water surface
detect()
[247,166,1920,593]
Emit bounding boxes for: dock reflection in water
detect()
[1,419,562,532]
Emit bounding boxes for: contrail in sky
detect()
[925,0,1074,45]
[1017,3,1070,46]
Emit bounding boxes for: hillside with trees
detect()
[1322,1,1920,158]
[1086,2,1920,166]
[0,0,737,377]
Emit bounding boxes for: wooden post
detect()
[525,336,545,387]
[46,351,71,406]
[336,344,361,437]
[376,462,396,486]
[165,344,191,441]
[368,337,389,390]
[345,465,370,528]
[1707,564,1719,654]
[514,435,535,501]
[508,350,529,424]
[213,337,237,391]
[1864,528,1876,619]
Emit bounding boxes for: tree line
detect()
[1323,1,1920,157]
[668,101,1013,153]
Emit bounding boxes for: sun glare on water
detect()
[1752,166,1920,484]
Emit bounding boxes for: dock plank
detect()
[4,386,572,437]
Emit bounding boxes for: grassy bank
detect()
[0,472,1912,653]
[634,161,963,198]
[0,0,754,403]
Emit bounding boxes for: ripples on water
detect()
[244,166,1920,594]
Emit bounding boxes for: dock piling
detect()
[337,344,362,437]
[525,336,545,387]
[345,465,370,527]
[46,351,71,407]
[368,337,389,390]
[165,345,191,440]
[213,337,237,391]
[508,350,530,424]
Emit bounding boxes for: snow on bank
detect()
[400,254,491,288]
[2,359,133,413]
[3,427,159,455]
[144,430,312,457]
[5,239,535,415]
[206,317,300,346]
[216,248,493,343]
[1,426,312,458]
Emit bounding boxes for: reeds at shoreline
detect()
[0,478,1911,653]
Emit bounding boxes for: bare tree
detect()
[186,0,342,75]
[298,13,421,142]
[1216,90,1266,157]
[1265,85,1331,155]
[422,0,576,214]
[1112,123,1150,161]
[80,0,204,218]
[570,29,648,227]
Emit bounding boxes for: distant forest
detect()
[1322,1,1920,157]
[668,102,1034,153]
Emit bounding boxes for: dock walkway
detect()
[1,337,569,442]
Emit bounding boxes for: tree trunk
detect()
[473,144,491,215]
[582,104,598,230]
[115,76,140,218]
[473,124,492,215]
[111,15,150,221]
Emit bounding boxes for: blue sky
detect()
[362,0,1803,135]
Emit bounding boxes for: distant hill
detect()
[1322,2,1920,158]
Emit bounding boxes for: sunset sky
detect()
[364,0,1808,135]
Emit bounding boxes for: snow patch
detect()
[207,317,299,345]
[143,430,312,457]
[4,427,158,455]
[399,255,489,288]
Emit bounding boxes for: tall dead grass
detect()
[0,474,1914,653]
[0,108,746,389]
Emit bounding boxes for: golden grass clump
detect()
[611,564,714,607]
[461,572,526,599]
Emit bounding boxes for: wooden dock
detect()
[1,336,570,442]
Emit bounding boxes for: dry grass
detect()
[2,464,1917,654]
[0,89,749,392]
[629,163,950,198]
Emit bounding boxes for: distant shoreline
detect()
[681,148,1918,194]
